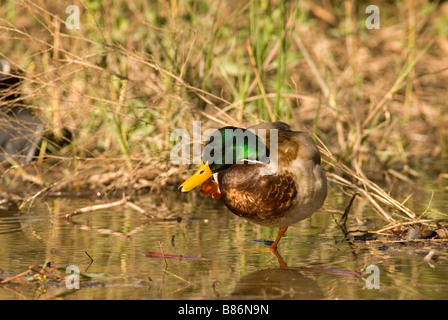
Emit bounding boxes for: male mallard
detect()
[179,121,327,251]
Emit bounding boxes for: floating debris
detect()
[144,251,208,261]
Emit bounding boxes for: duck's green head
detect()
[179,126,269,192]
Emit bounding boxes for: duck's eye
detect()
[199,169,205,174]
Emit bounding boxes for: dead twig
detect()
[58,195,129,219]
[335,193,357,238]
[0,268,32,285]
[0,263,63,285]
[374,219,448,234]
[84,251,94,272]
[163,269,190,284]
[126,201,155,218]
[158,241,168,267]
[57,194,156,220]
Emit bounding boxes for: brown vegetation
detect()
[0,1,447,231]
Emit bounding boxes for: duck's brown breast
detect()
[218,163,298,227]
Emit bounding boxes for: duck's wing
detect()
[247,122,321,166]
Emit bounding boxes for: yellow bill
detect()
[179,162,213,192]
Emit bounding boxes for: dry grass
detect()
[1,0,447,230]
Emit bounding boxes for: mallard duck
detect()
[179,121,327,251]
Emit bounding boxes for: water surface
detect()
[0,181,447,300]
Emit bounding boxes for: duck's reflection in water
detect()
[231,267,324,300]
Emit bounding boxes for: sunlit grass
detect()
[1,0,447,225]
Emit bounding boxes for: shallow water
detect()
[0,181,447,300]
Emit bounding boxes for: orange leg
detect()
[271,247,287,269]
[269,226,288,251]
